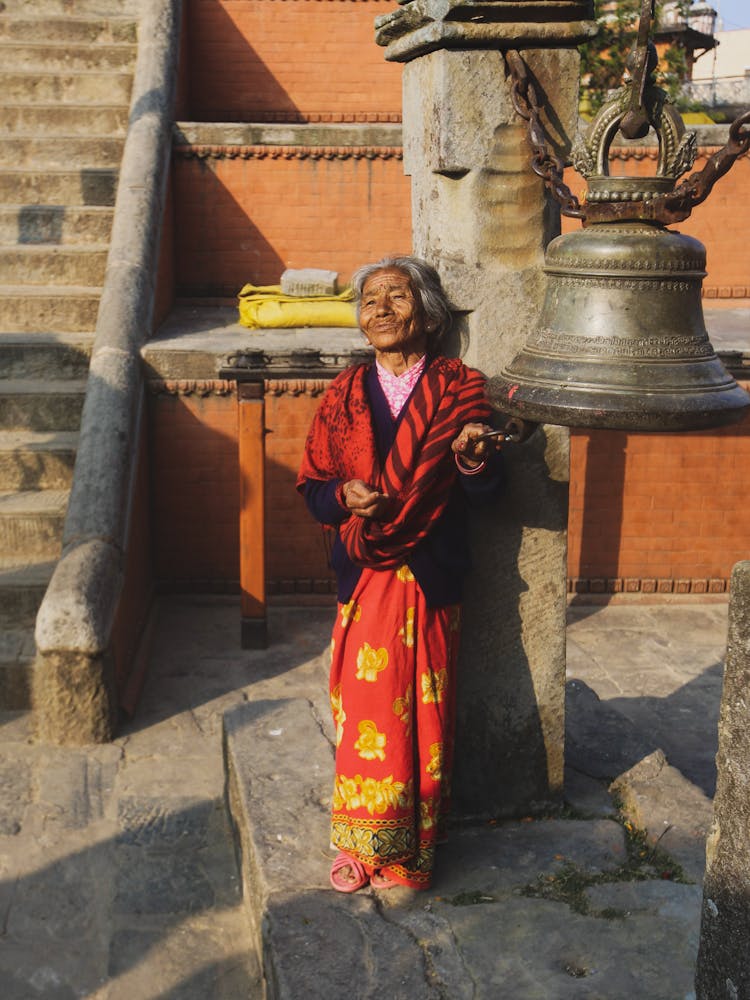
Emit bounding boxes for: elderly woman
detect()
[297,255,504,892]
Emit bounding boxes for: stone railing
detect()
[683,75,750,109]
[33,0,182,743]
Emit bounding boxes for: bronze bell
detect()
[491,218,749,431]
[492,26,750,432]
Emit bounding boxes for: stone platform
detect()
[0,598,728,998]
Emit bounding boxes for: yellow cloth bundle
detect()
[237,283,358,329]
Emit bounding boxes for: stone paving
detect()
[0,596,264,999]
[0,596,730,999]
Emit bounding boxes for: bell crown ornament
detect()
[491,0,750,432]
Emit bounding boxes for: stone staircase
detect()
[0,1,138,710]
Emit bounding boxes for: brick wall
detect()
[172,148,411,293]
[184,0,402,122]
[152,4,750,600]
[264,385,334,592]
[147,375,750,599]
[568,395,750,597]
[149,386,242,587]
[148,381,335,591]
[170,146,749,302]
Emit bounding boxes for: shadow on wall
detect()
[184,4,302,121]
[575,429,626,582]
[147,384,332,593]
[171,158,284,298]
[454,426,570,819]
[148,385,242,588]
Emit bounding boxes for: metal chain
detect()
[667,109,750,214]
[505,49,585,220]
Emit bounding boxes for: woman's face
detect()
[359,268,427,361]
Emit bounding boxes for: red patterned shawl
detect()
[297,356,492,568]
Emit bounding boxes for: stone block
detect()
[609,748,713,882]
[280,269,338,297]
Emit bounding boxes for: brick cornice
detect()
[608,145,744,161]
[265,379,330,396]
[175,144,403,161]
[180,112,402,125]
[148,379,237,396]
[568,575,729,596]
[147,378,333,396]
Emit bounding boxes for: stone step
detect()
[0,548,54,710]
[0,286,101,333]
[3,103,128,136]
[0,167,118,207]
[0,205,115,246]
[0,379,87,432]
[0,624,35,710]
[1,0,139,18]
[0,41,136,72]
[0,555,54,627]
[0,69,133,106]
[0,430,78,491]
[0,136,125,169]
[0,489,68,559]
[0,245,109,287]
[0,16,137,45]
[0,333,94,379]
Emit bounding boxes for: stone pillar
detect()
[695,561,750,999]
[375,1,595,816]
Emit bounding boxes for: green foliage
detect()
[580,0,703,114]
[519,818,690,917]
[580,0,643,113]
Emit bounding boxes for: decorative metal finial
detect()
[505,2,750,227]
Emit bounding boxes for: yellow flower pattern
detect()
[327,560,463,887]
[333,774,413,815]
[330,683,346,747]
[340,599,362,628]
[334,775,361,811]
[354,720,387,762]
[399,607,415,648]
[426,741,443,782]
[396,565,415,583]
[421,667,447,704]
[392,683,412,729]
[355,642,389,682]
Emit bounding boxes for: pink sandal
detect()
[370,870,400,890]
[330,852,369,893]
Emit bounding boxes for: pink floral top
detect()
[375,355,427,418]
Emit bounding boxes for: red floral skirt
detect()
[329,564,461,889]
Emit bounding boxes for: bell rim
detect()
[489,380,750,432]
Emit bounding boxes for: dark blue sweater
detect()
[302,364,505,607]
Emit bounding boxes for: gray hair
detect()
[350,255,453,346]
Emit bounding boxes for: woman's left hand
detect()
[451,423,501,469]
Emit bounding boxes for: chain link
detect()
[506,48,750,227]
[668,109,750,213]
[505,50,585,220]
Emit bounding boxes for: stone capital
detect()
[375,0,596,62]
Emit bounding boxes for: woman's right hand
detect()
[341,479,392,519]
